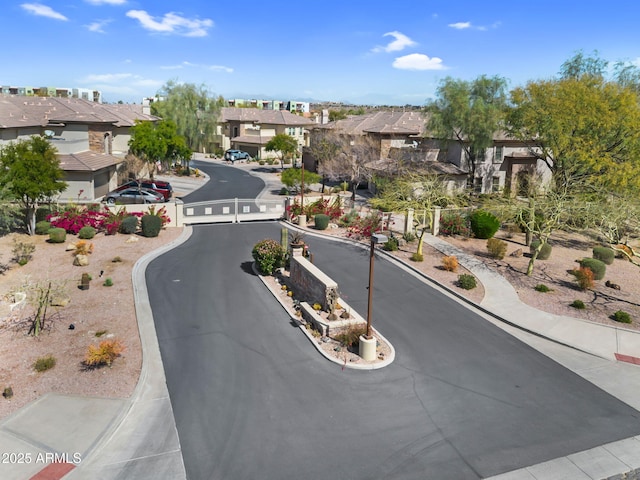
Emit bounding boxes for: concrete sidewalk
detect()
[2,163,640,479]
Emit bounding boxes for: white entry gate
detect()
[182,198,286,224]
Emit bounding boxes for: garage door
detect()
[94,171,110,198]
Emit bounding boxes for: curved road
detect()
[146,219,640,479]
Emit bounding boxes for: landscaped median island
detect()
[252,233,395,369]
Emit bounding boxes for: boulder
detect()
[73,254,89,266]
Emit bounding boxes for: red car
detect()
[115,179,173,201]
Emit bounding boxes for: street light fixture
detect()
[360,233,388,361]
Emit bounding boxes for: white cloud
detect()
[160,61,233,73]
[21,3,68,21]
[80,73,163,93]
[392,53,446,71]
[84,0,126,4]
[372,31,417,53]
[86,19,111,33]
[126,10,213,37]
[448,21,471,29]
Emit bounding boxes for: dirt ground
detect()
[1,221,639,421]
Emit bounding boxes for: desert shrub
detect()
[612,310,631,324]
[579,257,606,280]
[592,246,615,265]
[252,238,286,275]
[145,205,171,227]
[338,209,359,227]
[442,255,458,272]
[486,238,508,259]
[314,214,330,231]
[382,236,399,251]
[279,187,289,195]
[534,284,551,293]
[333,324,368,348]
[119,215,139,234]
[12,239,35,266]
[35,220,51,235]
[33,355,56,372]
[73,240,93,256]
[439,212,470,237]
[304,198,342,220]
[141,214,162,237]
[410,252,424,262]
[570,299,586,309]
[572,267,595,290]
[530,239,552,260]
[103,278,113,287]
[46,205,111,234]
[402,232,416,243]
[112,256,122,263]
[83,339,124,368]
[48,227,66,243]
[78,226,96,239]
[458,274,477,290]
[469,210,500,239]
[346,211,382,240]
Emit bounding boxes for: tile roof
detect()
[221,107,315,126]
[0,95,158,129]
[318,111,427,136]
[58,151,123,172]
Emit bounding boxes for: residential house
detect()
[213,107,316,159]
[0,95,158,201]
[304,111,546,194]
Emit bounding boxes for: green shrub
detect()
[530,239,552,260]
[119,215,139,234]
[279,187,290,195]
[252,238,286,275]
[141,214,162,238]
[458,274,477,290]
[338,209,359,227]
[534,284,551,293]
[78,226,96,239]
[35,220,51,235]
[486,238,507,259]
[410,252,424,262]
[33,355,56,372]
[579,257,607,280]
[592,246,615,265]
[314,214,330,231]
[48,227,66,243]
[612,310,631,324]
[469,210,500,239]
[570,299,586,309]
[103,278,114,287]
[382,236,399,251]
[402,232,416,243]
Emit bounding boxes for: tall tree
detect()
[507,75,640,192]
[306,130,341,192]
[129,120,191,175]
[152,80,221,154]
[265,133,299,170]
[426,75,508,190]
[0,136,67,235]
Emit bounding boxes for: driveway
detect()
[146,222,640,480]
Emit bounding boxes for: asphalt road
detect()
[181,159,265,203]
[146,222,640,480]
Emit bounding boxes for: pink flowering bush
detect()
[346,211,382,240]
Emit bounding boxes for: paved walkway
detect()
[1,160,640,479]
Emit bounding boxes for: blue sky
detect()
[3,0,640,105]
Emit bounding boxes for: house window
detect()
[493,146,504,163]
[467,176,482,193]
[492,176,500,192]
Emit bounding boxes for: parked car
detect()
[103,187,165,205]
[115,179,173,201]
[224,149,251,163]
